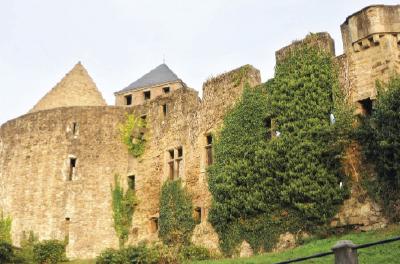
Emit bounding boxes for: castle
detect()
[0,5,399,259]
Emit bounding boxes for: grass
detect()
[192,224,400,264]
[63,260,95,264]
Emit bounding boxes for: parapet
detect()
[341,5,400,52]
[275,32,335,64]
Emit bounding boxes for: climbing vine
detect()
[119,113,146,158]
[111,174,137,248]
[357,76,400,221]
[0,210,12,244]
[208,43,352,255]
[159,180,195,247]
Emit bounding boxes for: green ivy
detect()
[119,114,146,158]
[0,210,12,244]
[159,180,195,247]
[208,43,352,255]
[357,76,400,221]
[111,175,138,248]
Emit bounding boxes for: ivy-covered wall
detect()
[208,44,352,255]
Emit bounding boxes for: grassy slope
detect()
[192,224,400,264]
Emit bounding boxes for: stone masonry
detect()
[0,4,399,259]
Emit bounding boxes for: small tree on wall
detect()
[111,174,137,248]
[159,180,195,247]
[0,210,12,244]
[119,113,147,158]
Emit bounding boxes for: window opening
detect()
[149,217,159,233]
[163,87,170,94]
[125,94,132,105]
[144,91,151,100]
[194,207,202,224]
[162,104,168,116]
[358,98,373,116]
[68,158,76,181]
[128,175,135,190]
[72,122,78,135]
[205,135,213,166]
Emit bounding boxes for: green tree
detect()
[358,76,400,221]
[119,113,146,158]
[159,180,195,247]
[0,210,12,244]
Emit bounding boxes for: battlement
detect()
[341,5,400,52]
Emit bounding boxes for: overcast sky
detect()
[0,0,398,124]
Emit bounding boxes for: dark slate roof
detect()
[117,63,180,93]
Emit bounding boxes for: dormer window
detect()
[163,87,170,94]
[144,91,151,100]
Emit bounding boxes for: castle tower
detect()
[340,5,400,114]
[114,63,185,106]
[29,62,107,113]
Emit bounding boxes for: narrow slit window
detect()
[206,135,213,166]
[163,87,170,94]
[128,175,135,190]
[264,118,272,139]
[149,217,158,233]
[68,158,76,181]
[162,104,168,116]
[125,95,132,105]
[141,115,147,121]
[194,207,202,224]
[72,122,78,135]
[144,91,151,100]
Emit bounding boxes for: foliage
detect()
[15,231,39,264]
[159,180,195,247]
[119,113,147,158]
[33,239,67,264]
[0,210,12,244]
[179,244,212,261]
[357,76,400,221]
[111,175,137,248]
[95,243,212,264]
[0,242,15,263]
[208,43,352,255]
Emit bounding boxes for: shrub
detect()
[0,242,14,263]
[33,240,67,264]
[159,180,195,247]
[0,210,12,244]
[15,231,38,264]
[119,113,147,157]
[179,245,211,261]
[96,248,126,264]
[111,174,137,248]
[208,41,352,254]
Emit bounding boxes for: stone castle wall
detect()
[0,65,261,258]
[1,4,399,259]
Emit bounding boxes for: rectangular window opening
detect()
[150,217,159,233]
[206,135,213,166]
[144,91,151,100]
[177,147,183,158]
[68,158,76,181]
[141,115,147,121]
[358,98,373,116]
[163,87,170,94]
[194,207,202,224]
[125,94,132,105]
[128,175,135,190]
[168,149,174,160]
[162,104,168,116]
